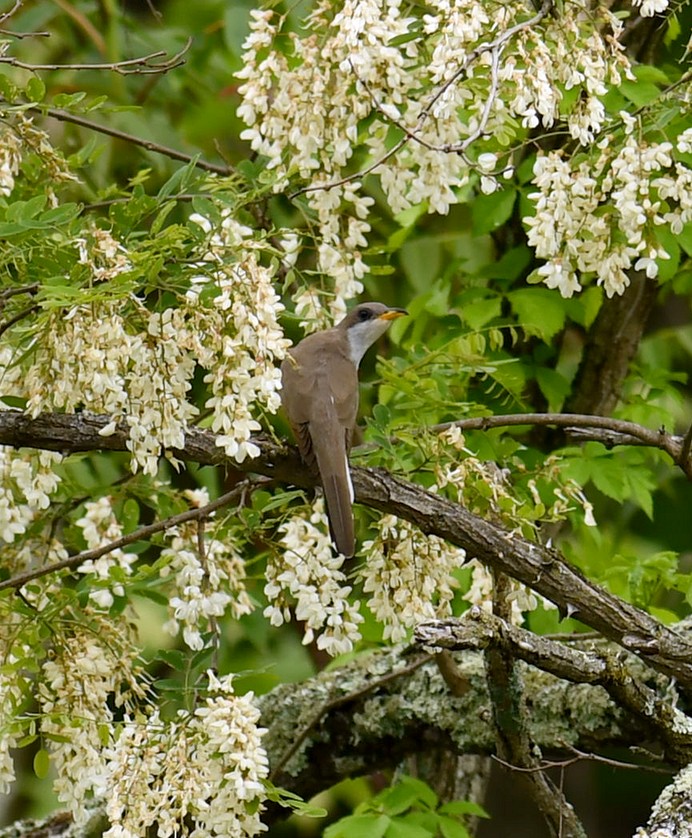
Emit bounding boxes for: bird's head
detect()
[339,302,408,366]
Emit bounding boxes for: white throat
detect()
[346,319,393,366]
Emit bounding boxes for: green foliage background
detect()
[0,0,690,834]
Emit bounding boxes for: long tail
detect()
[311,419,355,558]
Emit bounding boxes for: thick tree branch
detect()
[417,611,692,766]
[484,571,586,838]
[259,640,655,807]
[1,410,692,691]
[637,764,692,838]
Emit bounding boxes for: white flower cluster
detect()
[0,645,28,793]
[0,128,22,197]
[632,0,669,16]
[237,0,635,306]
[265,498,363,655]
[526,122,692,298]
[160,494,253,650]
[25,299,201,476]
[75,226,132,282]
[104,671,268,838]
[0,447,62,544]
[188,212,290,462]
[503,9,632,146]
[22,212,287,473]
[39,628,142,823]
[361,514,465,642]
[75,496,137,609]
[0,115,77,199]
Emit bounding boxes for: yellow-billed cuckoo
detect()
[281,302,408,558]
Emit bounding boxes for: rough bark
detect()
[566,273,657,417]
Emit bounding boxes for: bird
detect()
[281,302,408,558]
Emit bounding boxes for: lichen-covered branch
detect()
[417,611,692,766]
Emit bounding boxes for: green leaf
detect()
[255,489,306,513]
[439,801,489,818]
[156,648,187,670]
[26,76,46,102]
[508,288,567,340]
[324,814,391,838]
[678,222,692,257]
[395,776,438,810]
[33,748,50,779]
[461,295,502,331]
[619,80,661,107]
[224,5,252,55]
[7,195,47,221]
[472,188,516,236]
[0,395,27,409]
[264,783,328,817]
[478,245,532,281]
[157,159,199,201]
[591,459,627,501]
[39,203,80,226]
[384,818,433,838]
[439,816,471,838]
[535,368,571,412]
[378,783,421,816]
[632,65,670,85]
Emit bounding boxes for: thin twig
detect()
[80,193,207,213]
[427,412,686,470]
[0,28,50,39]
[290,0,551,199]
[0,283,38,304]
[0,0,22,26]
[680,422,692,472]
[31,105,232,175]
[492,746,672,776]
[0,303,38,338]
[0,40,191,75]
[0,477,270,593]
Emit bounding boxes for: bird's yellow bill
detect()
[378,309,408,321]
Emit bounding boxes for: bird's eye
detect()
[357,308,372,322]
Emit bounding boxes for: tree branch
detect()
[425,412,689,475]
[0,476,270,593]
[566,273,657,417]
[417,611,692,766]
[637,764,692,838]
[259,640,650,807]
[1,410,692,690]
[0,40,191,75]
[32,106,232,175]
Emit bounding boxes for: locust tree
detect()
[0,0,690,837]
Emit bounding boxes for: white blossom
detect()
[161,504,252,650]
[104,672,268,838]
[265,498,363,655]
[75,496,137,608]
[361,515,464,643]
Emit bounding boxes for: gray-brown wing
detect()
[281,353,317,468]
